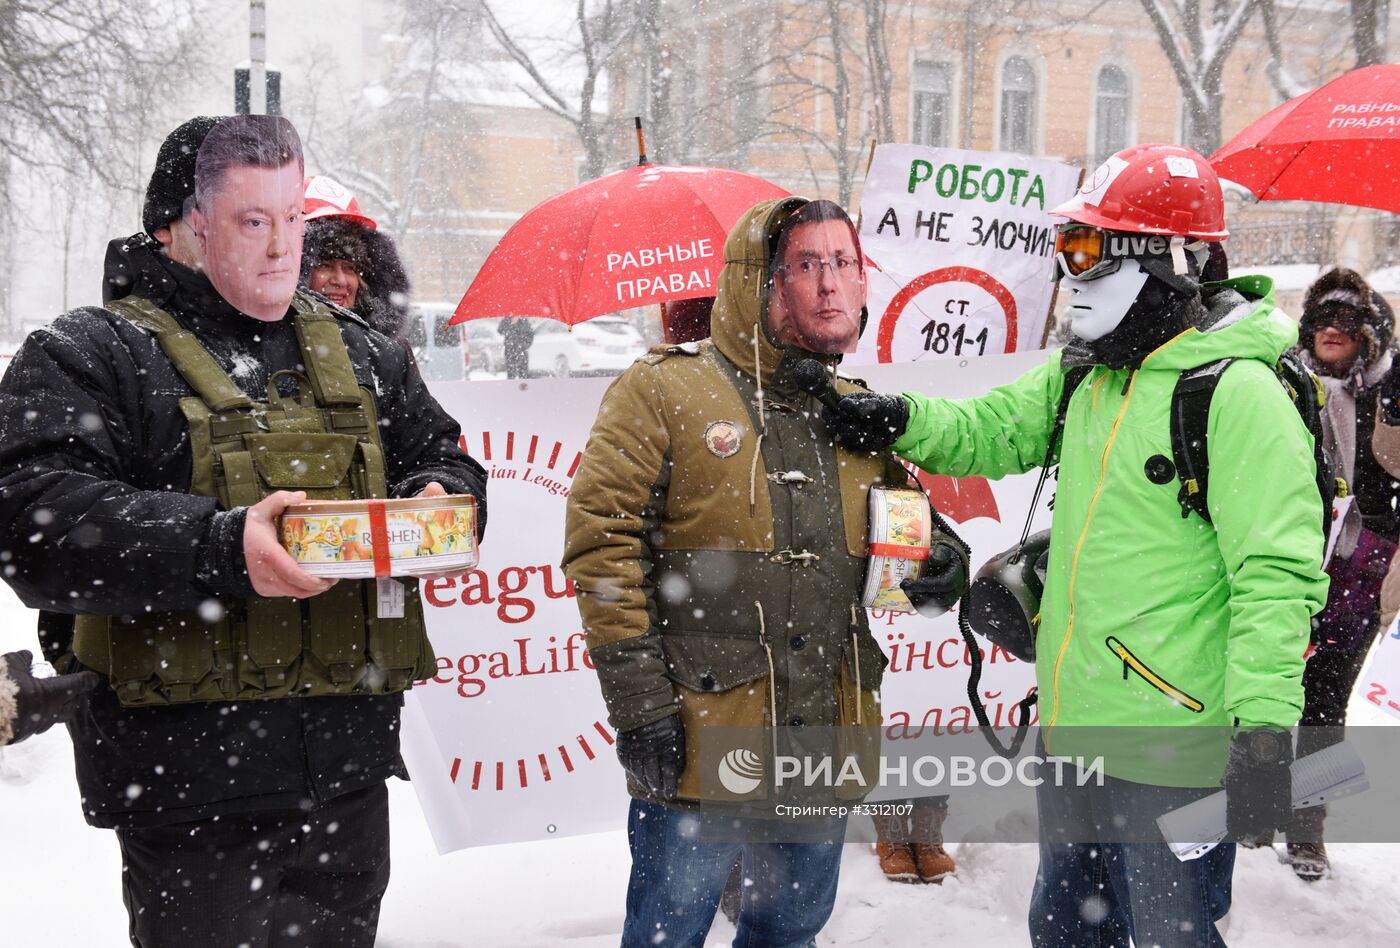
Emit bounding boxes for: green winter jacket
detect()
[894,277,1328,786]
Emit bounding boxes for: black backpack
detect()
[1064,351,1338,542]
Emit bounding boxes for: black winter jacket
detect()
[0,235,487,827]
[1349,383,1400,539]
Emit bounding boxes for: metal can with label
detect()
[861,487,931,611]
[280,495,478,578]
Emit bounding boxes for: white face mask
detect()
[1065,261,1150,341]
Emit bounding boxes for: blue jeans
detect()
[620,799,846,948]
[1029,757,1235,948]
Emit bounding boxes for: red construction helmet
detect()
[303,175,377,229]
[1050,144,1227,241]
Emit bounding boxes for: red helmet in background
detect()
[303,175,377,229]
[1050,144,1227,241]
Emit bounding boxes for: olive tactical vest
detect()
[72,291,435,707]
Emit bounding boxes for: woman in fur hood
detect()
[1298,268,1399,537]
[299,176,413,338]
[1290,266,1400,881]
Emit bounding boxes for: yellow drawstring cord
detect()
[850,604,863,725]
[749,324,768,516]
[755,601,780,764]
[748,434,764,513]
[754,329,766,430]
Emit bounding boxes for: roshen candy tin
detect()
[280,495,478,578]
[861,487,931,611]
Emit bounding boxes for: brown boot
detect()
[871,813,919,883]
[912,803,957,884]
[1286,805,1329,882]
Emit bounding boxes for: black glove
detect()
[823,391,910,453]
[615,713,685,800]
[1380,362,1400,424]
[2,650,99,746]
[900,543,967,619]
[1222,727,1294,841]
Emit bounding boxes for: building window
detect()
[1094,65,1130,164]
[912,60,953,148]
[1000,56,1037,154]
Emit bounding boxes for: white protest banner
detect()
[851,144,1080,366]
[404,351,1050,852]
[1359,616,1400,723]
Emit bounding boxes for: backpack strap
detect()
[1275,351,1339,541]
[290,292,366,408]
[963,363,1092,759]
[1170,358,1235,525]
[1015,365,1094,567]
[106,298,256,413]
[1048,365,1094,467]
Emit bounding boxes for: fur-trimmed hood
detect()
[300,217,412,338]
[1300,267,1393,369]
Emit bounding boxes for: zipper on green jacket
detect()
[1105,635,1205,713]
[1047,369,1137,735]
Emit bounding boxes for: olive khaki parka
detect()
[895,277,1328,786]
[564,197,966,806]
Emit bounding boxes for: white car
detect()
[405,302,469,382]
[530,316,645,377]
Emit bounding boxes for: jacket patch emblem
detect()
[1144,454,1176,485]
[704,420,744,458]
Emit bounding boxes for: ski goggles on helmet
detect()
[1053,224,1121,281]
[1055,223,1208,284]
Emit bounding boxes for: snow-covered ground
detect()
[3,580,1399,946]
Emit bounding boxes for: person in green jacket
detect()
[823,145,1328,948]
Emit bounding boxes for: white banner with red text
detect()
[403,350,1051,852]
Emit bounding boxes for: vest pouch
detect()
[367,580,433,691]
[106,612,232,707]
[661,630,772,802]
[303,581,370,692]
[355,440,389,499]
[240,598,305,698]
[247,432,359,493]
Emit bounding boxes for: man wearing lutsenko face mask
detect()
[565,197,968,946]
[821,144,1329,947]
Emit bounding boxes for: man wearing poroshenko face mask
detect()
[821,144,1328,947]
[0,114,486,946]
[189,124,305,320]
[564,196,967,946]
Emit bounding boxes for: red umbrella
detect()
[452,162,789,327]
[1210,64,1400,213]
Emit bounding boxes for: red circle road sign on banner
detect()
[875,266,1019,363]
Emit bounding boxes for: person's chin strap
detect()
[1140,240,1208,297]
[1170,236,1189,277]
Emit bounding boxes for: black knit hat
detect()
[142,116,224,237]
